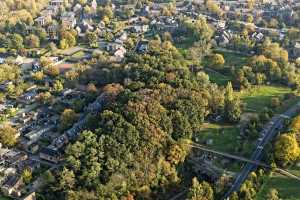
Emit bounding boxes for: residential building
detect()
[1,175,23,197]
[49,0,64,7]
[294,42,300,57]
[39,147,62,163]
[61,12,77,29]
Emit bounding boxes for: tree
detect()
[60,109,78,131]
[32,71,44,81]
[22,168,32,184]
[59,39,68,49]
[58,167,75,190]
[262,41,288,63]
[271,97,281,108]
[10,34,24,50]
[274,133,300,166]
[229,192,239,200]
[25,34,40,48]
[171,111,192,140]
[187,177,214,200]
[0,124,18,147]
[86,31,98,48]
[206,0,223,17]
[86,83,97,93]
[53,80,64,93]
[267,188,281,200]
[207,53,225,70]
[224,82,241,122]
[38,92,53,105]
[46,65,60,77]
[59,31,76,49]
[290,115,300,132]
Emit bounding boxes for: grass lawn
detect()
[239,86,293,112]
[204,68,231,85]
[194,123,241,154]
[256,168,300,200]
[214,48,249,68]
[0,196,12,200]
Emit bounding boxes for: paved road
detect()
[223,102,300,199]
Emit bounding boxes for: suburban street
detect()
[223,102,300,199]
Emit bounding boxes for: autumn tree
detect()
[206,53,225,70]
[22,168,32,184]
[267,188,281,200]
[25,34,40,48]
[274,133,300,166]
[187,177,214,200]
[86,31,98,48]
[0,124,18,147]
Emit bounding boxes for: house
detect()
[61,12,77,29]
[52,134,69,149]
[106,42,124,52]
[5,152,28,167]
[91,0,97,11]
[24,126,55,142]
[0,80,13,91]
[17,159,40,173]
[32,61,41,72]
[0,57,5,64]
[39,147,62,163]
[132,24,149,33]
[135,40,149,53]
[35,17,45,27]
[20,192,36,200]
[113,46,127,62]
[49,0,64,7]
[47,25,59,40]
[18,90,37,104]
[294,42,300,57]
[216,20,226,30]
[41,6,59,17]
[140,5,150,16]
[1,175,23,197]
[73,3,82,13]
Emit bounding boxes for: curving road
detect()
[223,102,300,199]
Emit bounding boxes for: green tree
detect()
[58,167,75,190]
[224,82,241,122]
[229,192,239,200]
[10,33,24,50]
[60,109,78,131]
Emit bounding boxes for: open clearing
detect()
[194,123,242,154]
[239,86,293,112]
[214,48,249,67]
[256,165,300,200]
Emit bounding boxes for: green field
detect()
[195,123,242,154]
[256,166,300,200]
[205,68,231,85]
[214,49,249,67]
[239,86,293,112]
[0,196,11,200]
